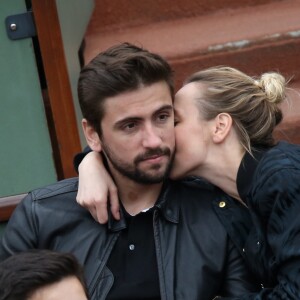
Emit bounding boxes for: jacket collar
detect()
[236,147,269,203]
[108,180,179,232]
[155,181,180,224]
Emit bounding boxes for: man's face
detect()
[100,81,175,184]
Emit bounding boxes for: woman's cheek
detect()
[174,127,180,147]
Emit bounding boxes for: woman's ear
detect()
[212,113,233,144]
[82,119,102,152]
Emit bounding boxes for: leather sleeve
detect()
[0,193,38,261]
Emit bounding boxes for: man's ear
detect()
[82,119,102,152]
[212,113,233,144]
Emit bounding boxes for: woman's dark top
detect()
[236,141,300,299]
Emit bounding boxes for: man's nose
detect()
[142,125,162,148]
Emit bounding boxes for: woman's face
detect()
[170,82,212,180]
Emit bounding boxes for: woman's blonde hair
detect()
[185,66,286,154]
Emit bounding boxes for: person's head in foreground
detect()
[0,250,88,300]
[171,65,286,180]
[78,42,175,186]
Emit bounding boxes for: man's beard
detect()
[102,143,174,184]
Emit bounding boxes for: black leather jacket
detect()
[0,178,258,299]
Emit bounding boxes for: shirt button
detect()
[219,201,226,208]
[129,244,135,251]
[166,209,172,216]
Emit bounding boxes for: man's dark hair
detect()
[78,42,174,135]
[0,250,88,300]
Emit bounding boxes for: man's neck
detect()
[111,171,163,216]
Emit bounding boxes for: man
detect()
[0,250,88,300]
[0,43,258,299]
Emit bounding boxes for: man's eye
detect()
[124,123,136,130]
[157,114,169,122]
[174,119,179,126]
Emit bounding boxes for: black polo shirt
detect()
[106,206,161,300]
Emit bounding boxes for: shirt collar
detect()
[108,180,179,232]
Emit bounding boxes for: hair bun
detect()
[259,72,286,104]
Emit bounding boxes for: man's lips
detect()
[140,154,165,163]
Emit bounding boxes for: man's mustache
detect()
[134,148,171,164]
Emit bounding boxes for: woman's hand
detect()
[77,151,120,223]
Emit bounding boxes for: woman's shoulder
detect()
[250,141,300,209]
[256,141,300,175]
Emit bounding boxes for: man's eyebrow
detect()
[156,104,173,112]
[114,104,174,129]
[114,117,141,129]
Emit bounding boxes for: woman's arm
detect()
[75,150,120,223]
[219,167,300,299]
